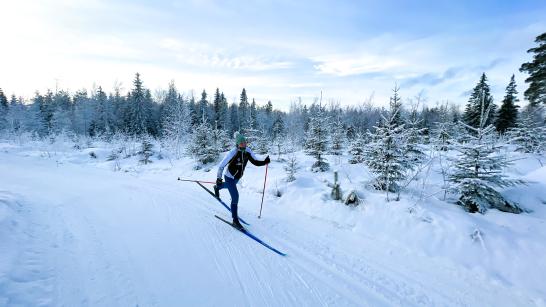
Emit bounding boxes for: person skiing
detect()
[214,132,270,230]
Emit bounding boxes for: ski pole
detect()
[258,163,269,219]
[177,178,216,185]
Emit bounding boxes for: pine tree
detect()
[238,88,249,131]
[404,109,426,165]
[187,119,219,165]
[254,127,270,155]
[519,32,546,107]
[508,107,546,154]
[250,98,258,129]
[348,132,366,164]
[128,73,152,136]
[161,82,191,158]
[330,110,345,156]
[0,88,8,131]
[138,138,154,164]
[229,102,239,135]
[219,92,228,131]
[389,84,404,126]
[449,99,524,214]
[496,75,520,133]
[6,95,25,134]
[271,113,286,160]
[305,101,330,172]
[188,93,199,127]
[364,111,408,199]
[213,88,222,128]
[464,73,497,128]
[284,152,299,182]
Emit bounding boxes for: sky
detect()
[0,0,545,110]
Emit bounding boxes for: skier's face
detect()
[238,142,247,150]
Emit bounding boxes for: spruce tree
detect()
[508,107,546,154]
[250,98,258,129]
[284,152,299,182]
[450,99,524,214]
[219,92,228,131]
[364,111,408,199]
[0,88,8,131]
[330,110,345,156]
[187,119,219,165]
[213,88,222,128]
[348,132,366,164]
[389,84,404,126]
[139,138,154,165]
[229,102,239,135]
[198,90,209,125]
[238,88,249,131]
[161,82,191,158]
[496,75,519,133]
[186,94,196,127]
[519,32,546,107]
[304,101,330,172]
[128,73,151,137]
[464,73,497,128]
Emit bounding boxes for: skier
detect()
[214,132,270,230]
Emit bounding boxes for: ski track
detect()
[0,153,538,306]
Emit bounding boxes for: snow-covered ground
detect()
[1,139,546,306]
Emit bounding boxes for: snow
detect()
[1,140,546,306]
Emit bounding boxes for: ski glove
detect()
[264,155,271,164]
[216,178,223,186]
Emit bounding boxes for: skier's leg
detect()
[224,176,239,220]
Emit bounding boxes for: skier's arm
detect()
[217,148,237,178]
[247,147,268,166]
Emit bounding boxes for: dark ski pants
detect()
[219,175,239,220]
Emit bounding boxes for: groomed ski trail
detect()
[0,153,537,306]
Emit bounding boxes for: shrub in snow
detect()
[284,153,299,182]
[449,104,525,214]
[138,139,154,165]
[89,151,97,159]
[344,191,360,206]
[331,171,342,201]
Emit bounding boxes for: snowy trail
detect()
[0,153,538,306]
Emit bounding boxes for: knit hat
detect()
[235,132,247,146]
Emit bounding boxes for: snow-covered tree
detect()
[520,32,546,107]
[464,73,497,128]
[496,75,519,133]
[187,119,219,165]
[254,127,270,155]
[348,132,366,164]
[138,138,154,164]
[161,82,191,158]
[304,100,330,172]
[5,95,25,135]
[330,109,345,156]
[449,100,524,214]
[508,106,546,154]
[364,111,409,200]
[238,88,250,131]
[284,152,299,182]
[127,73,153,136]
[0,88,8,131]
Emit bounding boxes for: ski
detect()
[196,182,249,225]
[214,215,287,256]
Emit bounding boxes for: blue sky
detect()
[0,0,545,110]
